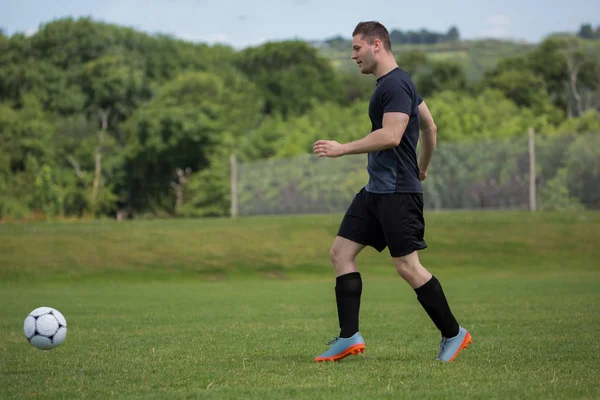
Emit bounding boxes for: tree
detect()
[557,37,587,116]
[79,55,150,125]
[122,70,263,214]
[425,89,555,142]
[479,56,562,122]
[416,60,468,98]
[0,95,56,218]
[339,69,375,105]
[78,55,151,214]
[389,28,457,44]
[578,24,594,39]
[528,37,571,115]
[396,50,429,76]
[565,132,600,209]
[234,40,344,117]
[447,26,460,41]
[0,60,86,114]
[31,165,63,217]
[238,100,370,161]
[488,69,547,107]
[54,116,99,216]
[555,109,600,134]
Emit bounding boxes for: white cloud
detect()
[24,27,38,37]
[177,32,229,44]
[483,14,512,38]
[210,33,228,43]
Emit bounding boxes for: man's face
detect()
[351,35,377,75]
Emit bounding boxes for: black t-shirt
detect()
[365,67,423,194]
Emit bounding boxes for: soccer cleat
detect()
[314,332,365,362]
[437,326,472,362]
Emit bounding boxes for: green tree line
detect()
[578,23,600,40]
[0,17,599,220]
[323,25,460,47]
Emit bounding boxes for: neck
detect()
[374,55,398,79]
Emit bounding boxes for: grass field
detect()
[1,211,599,399]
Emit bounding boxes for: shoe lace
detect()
[326,336,339,345]
[439,337,448,353]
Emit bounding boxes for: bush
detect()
[540,168,585,211]
[565,133,600,209]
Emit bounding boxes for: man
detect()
[312,21,471,363]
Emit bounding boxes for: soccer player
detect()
[312,21,471,363]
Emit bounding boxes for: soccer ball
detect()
[23,307,67,350]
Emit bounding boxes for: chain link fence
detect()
[233,131,599,215]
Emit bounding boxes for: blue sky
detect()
[1,0,599,48]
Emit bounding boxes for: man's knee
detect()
[393,251,421,277]
[330,242,351,267]
[393,251,432,287]
[329,236,363,267]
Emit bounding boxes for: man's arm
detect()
[342,112,408,155]
[313,112,409,158]
[417,101,437,180]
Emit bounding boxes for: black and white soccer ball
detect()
[23,307,67,350]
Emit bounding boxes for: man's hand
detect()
[313,140,345,158]
[419,169,428,181]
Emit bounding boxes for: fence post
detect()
[528,128,537,211]
[230,153,238,218]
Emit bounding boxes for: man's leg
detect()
[392,251,458,337]
[314,189,385,362]
[378,193,471,362]
[314,236,367,362]
[330,236,365,338]
[392,251,471,362]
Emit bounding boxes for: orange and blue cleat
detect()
[314,332,365,362]
[437,326,472,362]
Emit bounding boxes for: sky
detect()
[1,0,599,48]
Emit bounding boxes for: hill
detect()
[315,38,536,81]
[1,211,598,282]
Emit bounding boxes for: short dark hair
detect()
[352,21,392,51]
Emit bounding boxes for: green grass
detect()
[0,211,599,398]
[1,211,598,282]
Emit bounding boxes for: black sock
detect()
[414,276,460,338]
[335,272,362,338]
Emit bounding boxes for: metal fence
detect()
[232,131,599,216]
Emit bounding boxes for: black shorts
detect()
[337,188,427,257]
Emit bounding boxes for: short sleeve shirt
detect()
[365,67,423,193]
